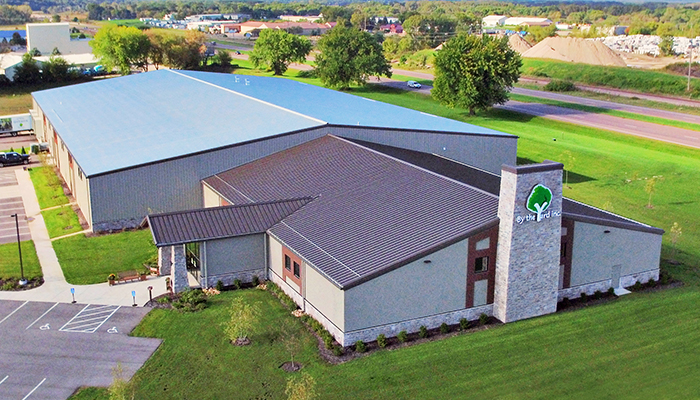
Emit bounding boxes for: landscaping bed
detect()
[28,166,70,209]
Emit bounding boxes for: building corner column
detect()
[171,244,189,293]
[493,160,563,323]
[158,246,172,275]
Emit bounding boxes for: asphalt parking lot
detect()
[0,300,161,399]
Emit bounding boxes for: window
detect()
[474,256,489,273]
[293,261,300,278]
[284,255,291,271]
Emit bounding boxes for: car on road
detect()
[0,152,30,167]
[407,81,422,88]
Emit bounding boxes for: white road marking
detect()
[684,135,699,140]
[26,303,59,330]
[0,375,8,386]
[107,326,118,334]
[0,301,28,326]
[22,378,46,400]
[39,324,50,331]
[60,305,121,333]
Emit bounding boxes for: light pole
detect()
[9,214,27,286]
[688,44,696,92]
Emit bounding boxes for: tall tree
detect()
[90,25,150,75]
[249,29,311,75]
[12,53,42,85]
[315,25,391,89]
[432,33,521,115]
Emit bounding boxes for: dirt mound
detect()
[523,37,627,67]
[508,34,532,54]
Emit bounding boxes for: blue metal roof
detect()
[33,69,511,176]
[178,70,509,136]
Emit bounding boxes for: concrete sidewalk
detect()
[0,168,169,306]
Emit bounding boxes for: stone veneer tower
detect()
[494,161,563,323]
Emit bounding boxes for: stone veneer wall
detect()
[343,304,493,347]
[557,269,659,301]
[93,218,143,233]
[171,244,189,293]
[494,161,563,323]
[202,268,266,289]
[158,246,172,275]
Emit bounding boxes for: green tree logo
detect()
[526,184,553,222]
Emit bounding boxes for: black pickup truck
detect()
[0,152,30,167]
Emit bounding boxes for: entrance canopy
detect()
[146,197,313,247]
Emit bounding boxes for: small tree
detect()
[432,33,521,115]
[286,372,317,400]
[223,297,259,345]
[108,362,132,400]
[51,14,61,23]
[669,222,682,258]
[51,47,61,56]
[10,32,26,46]
[12,53,42,85]
[315,24,391,89]
[644,176,662,208]
[560,150,575,188]
[249,29,311,76]
[659,35,675,57]
[280,320,303,370]
[217,50,232,68]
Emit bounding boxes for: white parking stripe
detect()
[26,303,59,330]
[60,305,121,333]
[0,375,8,386]
[22,378,46,400]
[0,301,28,326]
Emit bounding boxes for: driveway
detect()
[0,299,160,400]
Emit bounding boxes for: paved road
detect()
[0,299,160,400]
[383,70,700,148]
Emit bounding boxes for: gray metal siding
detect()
[205,234,265,276]
[344,239,468,331]
[88,127,331,225]
[570,221,662,286]
[330,126,517,175]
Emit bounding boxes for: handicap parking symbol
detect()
[107,327,118,334]
[40,324,50,330]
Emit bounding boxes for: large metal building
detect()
[31,69,517,231]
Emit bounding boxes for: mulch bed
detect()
[0,277,44,291]
[280,361,302,372]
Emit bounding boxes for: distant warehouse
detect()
[31,69,516,232]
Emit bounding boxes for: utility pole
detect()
[688,44,694,92]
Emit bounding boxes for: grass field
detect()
[52,229,156,285]
[522,58,700,98]
[0,80,92,115]
[42,205,82,238]
[28,166,69,209]
[0,241,42,281]
[71,284,700,399]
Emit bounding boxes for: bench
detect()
[117,270,143,284]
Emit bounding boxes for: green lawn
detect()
[52,229,156,285]
[42,205,82,238]
[0,241,42,281]
[510,92,700,132]
[28,166,69,209]
[71,286,700,399]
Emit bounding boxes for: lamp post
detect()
[9,214,27,286]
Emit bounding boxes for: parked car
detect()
[0,152,30,167]
[407,81,422,88]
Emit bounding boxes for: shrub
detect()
[332,345,343,356]
[156,296,170,304]
[21,146,26,154]
[439,323,449,334]
[252,275,260,286]
[607,287,615,296]
[233,279,242,289]
[323,334,334,350]
[593,290,603,300]
[561,297,570,308]
[633,281,643,291]
[355,340,366,353]
[2,281,18,290]
[215,280,224,291]
[647,278,657,288]
[397,330,408,343]
[377,334,387,348]
[479,313,489,326]
[544,79,576,92]
[660,272,670,285]
[419,325,428,338]
[579,292,588,302]
[173,288,208,312]
[459,318,468,330]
